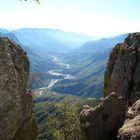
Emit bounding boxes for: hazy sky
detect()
[0,0,140,37]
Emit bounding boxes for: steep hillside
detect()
[0,30,19,43]
[34,90,101,140]
[80,33,140,140]
[0,37,37,140]
[63,34,128,65]
[0,29,130,98]
[52,34,127,97]
[0,28,9,35]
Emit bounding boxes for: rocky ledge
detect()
[80,33,140,140]
[0,37,37,140]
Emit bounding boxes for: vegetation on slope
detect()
[34,91,101,140]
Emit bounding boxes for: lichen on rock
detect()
[0,37,37,140]
[104,33,140,104]
[80,33,140,140]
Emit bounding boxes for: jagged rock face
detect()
[117,99,140,140]
[80,93,126,140]
[104,33,140,104]
[0,37,37,140]
[80,33,140,140]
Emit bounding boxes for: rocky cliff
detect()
[80,33,140,140]
[0,37,37,140]
[104,33,140,104]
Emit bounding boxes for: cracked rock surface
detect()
[104,33,140,104]
[118,99,140,140]
[0,37,37,140]
[80,93,126,140]
[80,33,140,140]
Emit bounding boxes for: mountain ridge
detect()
[51,34,127,97]
[0,28,131,98]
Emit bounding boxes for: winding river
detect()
[33,56,75,97]
[47,56,75,89]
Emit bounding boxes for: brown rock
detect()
[0,37,37,140]
[80,93,126,140]
[104,33,140,104]
[117,99,140,140]
[80,33,140,140]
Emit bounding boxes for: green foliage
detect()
[46,102,81,140]
[35,92,102,140]
[36,101,81,140]
[116,44,125,52]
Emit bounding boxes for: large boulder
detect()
[104,33,140,104]
[0,37,37,140]
[117,99,140,140]
[80,93,126,140]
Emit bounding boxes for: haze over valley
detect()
[1,1,140,140]
[0,28,128,98]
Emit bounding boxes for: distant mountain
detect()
[0,29,20,43]
[0,28,129,98]
[62,34,128,65]
[51,34,128,97]
[0,29,64,88]
[0,29,59,72]
[11,28,94,54]
[0,28,9,35]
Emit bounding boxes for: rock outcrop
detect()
[118,99,140,140]
[0,37,37,140]
[80,33,140,140]
[80,93,126,140]
[104,33,140,104]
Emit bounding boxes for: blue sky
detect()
[0,0,140,37]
